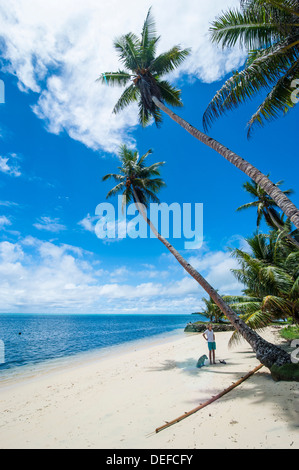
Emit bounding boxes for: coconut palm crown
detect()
[203,0,299,136]
[102,144,166,211]
[98,7,190,127]
[237,178,293,227]
[237,178,299,248]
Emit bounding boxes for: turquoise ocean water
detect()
[0,314,205,380]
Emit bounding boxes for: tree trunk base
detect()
[270,363,299,382]
[255,340,291,369]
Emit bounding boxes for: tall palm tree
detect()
[203,0,299,136]
[237,178,299,248]
[98,7,299,230]
[102,144,291,368]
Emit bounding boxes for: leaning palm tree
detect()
[102,144,291,368]
[237,178,299,248]
[98,7,299,230]
[203,0,299,136]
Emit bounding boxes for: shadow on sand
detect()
[147,352,299,431]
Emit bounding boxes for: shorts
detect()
[208,341,216,351]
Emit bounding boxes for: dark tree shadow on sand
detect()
[147,348,299,431]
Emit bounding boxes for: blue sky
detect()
[0,0,298,314]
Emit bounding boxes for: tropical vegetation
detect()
[98,7,299,229]
[279,324,299,340]
[229,231,298,342]
[198,294,225,324]
[203,0,299,136]
[221,176,299,345]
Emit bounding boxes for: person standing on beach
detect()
[203,324,216,364]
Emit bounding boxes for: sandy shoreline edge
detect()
[0,328,185,389]
[0,326,298,449]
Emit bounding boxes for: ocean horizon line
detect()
[0,312,205,316]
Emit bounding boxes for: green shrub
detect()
[279,325,299,341]
[270,363,299,382]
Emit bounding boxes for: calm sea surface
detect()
[0,314,205,379]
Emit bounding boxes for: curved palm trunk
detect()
[152,96,299,231]
[132,188,291,369]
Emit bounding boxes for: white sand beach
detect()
[0,326,298,449]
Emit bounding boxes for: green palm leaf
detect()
[105,182,126,199]
[114,33,142,71]
[157,80,184,108]
[140,7,159,66]
[210,7,280,50]
[247,59,299,136]
[203,46,297,131]
[204,0,299,134]
[113,84,140,114]
[230,228,299,326]
[97,71,132,87]
[150,46,191,75]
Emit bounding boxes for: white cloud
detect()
[0,235,244,313]
[33,216,67,232]
[78,213,97,232]
[0,240,24,263]
[0,154,21,177]
[0,215,12,229]
[0,201,19,207]
[0,238,96,311]
[0,0,245,153]
[188,249,243,295]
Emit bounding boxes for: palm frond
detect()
[262,294,294,317]
[285,251,299,275]
[210,7,280,50]
[139,161,166,177]
[137,149,153,167]
[113,84,140,114]
[290,275,299,297]
[247,60,299,136]
[97,71,132,87]
[140,7,159,66]
[105,182,126,199]
[157,80,184,108]
[141,188,162,205]
[203,48,296,131]
[138,101,152,127]
[102,173,125,182]
[204,0,299,132]
[150,46,191,75]
[228,307,272,348]
[236,201,259,211]
[114,32,142,71]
